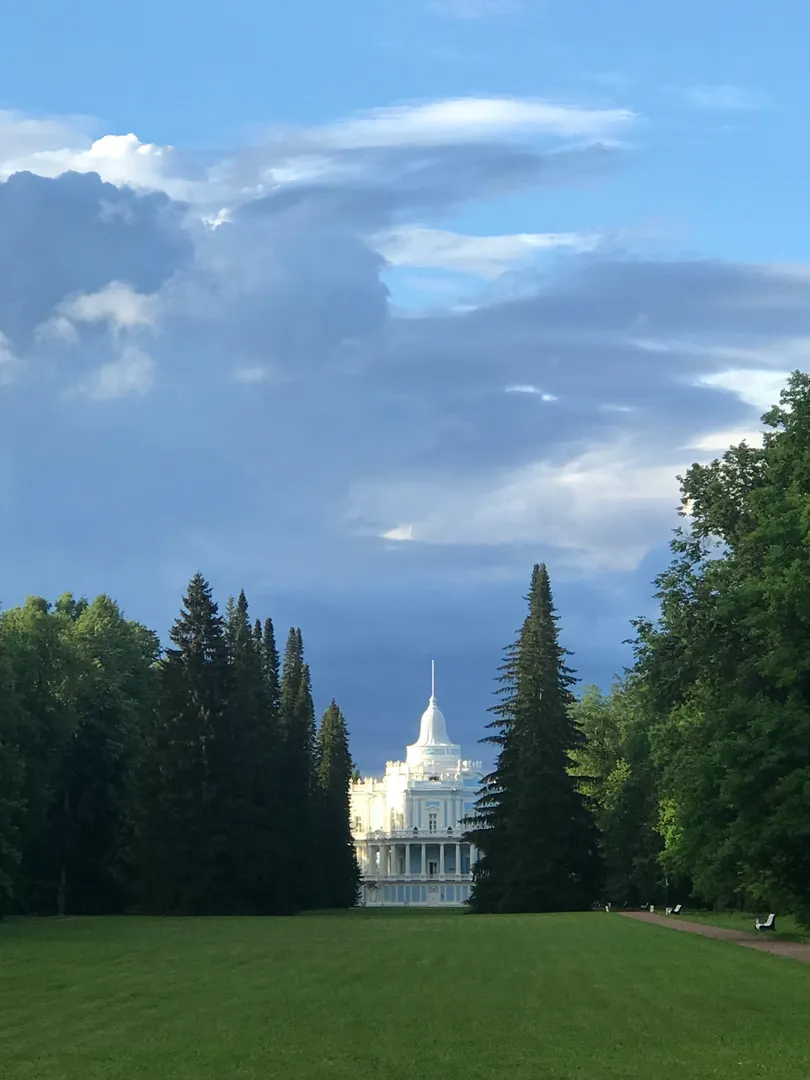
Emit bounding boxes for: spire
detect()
[405,660,460,766]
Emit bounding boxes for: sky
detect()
[1,0,809,772]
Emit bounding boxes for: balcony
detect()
[360,872,472,884]
[353,828,471,841]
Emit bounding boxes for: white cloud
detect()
[678,84,766,110]
[51,282,161,336]
[505,385,557,401]
[634,335,810,370]
[687,428,765,451]
[0,110,92,172]
[698,369,789,411]
[36,316,79,343]
[233,365,270,384]
[351,437,683,571]
[0,113,224,204]
[382,524,414,541]
[373,225,598,278]
[0,122,185,196]
[316,97,635,149]
[78,346,156,401]
[0,95,634,218]
[428,0,524,16]
[0,331,20,386]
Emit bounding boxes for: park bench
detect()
[755,913,776,931]
[665,904,682,915]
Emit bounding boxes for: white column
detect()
[381,844,388,878]
[420,844,426,876]
[469,844,476,872]
[440,844,446,875]
[406,843,411,877]
[455,843,461,876]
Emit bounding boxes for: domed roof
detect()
[413,694,451,747]
[405,662,461,768]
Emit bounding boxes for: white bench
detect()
[755,913,776,931]
[665,904,683,915]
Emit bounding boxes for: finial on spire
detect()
[431,659,435,700]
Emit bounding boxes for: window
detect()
[354,816,362,831]
[428,860,439,877]
[428,812,437,833]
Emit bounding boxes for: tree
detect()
[279,628,318,910]
[223,592,284,913]
[63,595,159,914]
[633,372,810,923]
[316,701,360,909]
[142,572,230,914]
[569,681,663,906]
[0,597,83,914]
[0,635,25,917]
[469,564,602,913]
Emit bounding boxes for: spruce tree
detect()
[143,572,230,914]
[224,592,285,913]
[316,701,360,909]
[0,636,25,917]
[469,564,602,913]
[261,618,281,720]
[279,628,318,910]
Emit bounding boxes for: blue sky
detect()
[1,0,808,772]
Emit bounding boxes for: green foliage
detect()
[279,628,320,910]
[0,637,25,917]
[0,594,157,915]
[470,564,602,913]
[632,371,810,924]
[142,572,231,914]
[316,701,360,908]
[0,573,357,917]
[569,681,663,905]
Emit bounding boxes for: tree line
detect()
[0,572,359,917]
[470,372,810,926]
[3,375,810,923]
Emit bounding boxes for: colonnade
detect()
[362,841,476,878]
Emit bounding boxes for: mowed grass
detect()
[2,910,810,1079]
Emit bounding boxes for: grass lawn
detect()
[669,909,810,943]
[2,910,809,1079]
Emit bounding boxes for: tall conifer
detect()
[222,591,283,912]
[469,564,602,913]
[279,628,318,910]
[317,701,360,908]
[144,572,230,914]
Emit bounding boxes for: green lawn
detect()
[1,910,809,1079]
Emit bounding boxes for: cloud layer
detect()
[0,94,802,613]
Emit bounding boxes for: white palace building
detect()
[350,665,483,907]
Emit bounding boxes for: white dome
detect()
[405,663,461,769]
[414,695,451,747]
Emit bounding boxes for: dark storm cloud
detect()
[0,170,192,345]
[0,121,806,624]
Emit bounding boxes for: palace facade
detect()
[350,667,483,906]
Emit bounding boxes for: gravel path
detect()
[619,910,810,964]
